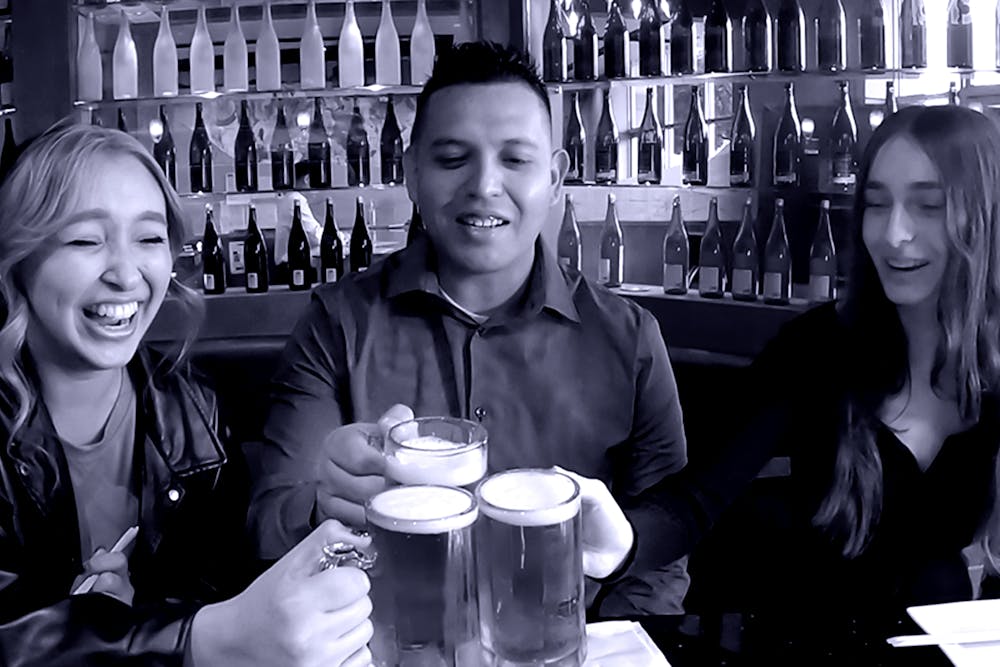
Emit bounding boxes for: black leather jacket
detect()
[0,349,252,666]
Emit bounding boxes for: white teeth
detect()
[88,301,139,320]
[458,215,507,229]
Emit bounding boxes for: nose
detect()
[101,242,142,291]
[465,155,503,199]
[884,202,916,248]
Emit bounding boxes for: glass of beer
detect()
[366,484,483,667]
[476,468,586,667]
[385,417,488,490]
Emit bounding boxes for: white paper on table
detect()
[907,599,1000,667]
[584,620,671,666]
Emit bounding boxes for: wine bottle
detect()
[603,1,629,79]
[90,109,103,127]
[637,87,662,185]
[599,193,623,288]
[564,91,586,184]
[996,0,1000,70]
[152,7,178,97]
[663,195,689,295]
[350,197,373,273]
[190,5,215,94]
[381,97,404,185]
[321,198,344,284]
[234,99,258,193]
[809,200,837,303]
[705,0,732,73]
[256,2,282,91]
[202,205,226,295]
[0,24,11,107]
[153,105,176,189]
[743,0,772,73]
[0,117,15,178]
[301,0,326,89]
[411,0,435,85]
[730,85,755,187]
[117,108,128,134]
[308,98,331,188]
[830,81,857,188]
[77,12,103,102]
[557,194,581,271]
[190,102,213,193]
[859,0,886,71]
[698,198,725,298]
[816,0,846,73]
[763,199,791,305]
[112,10,138,100]
[671,1,694,76]
[776,0,805,72]
[542,0,566,82]
[346,102,371,187]
[288,200,313,290]
[731,197,759,301]
[637,0,664,76]
[375,0,402,85]
[595,90,618,185]
[406,204,424,246]
[947,0,973,69]
[572,0,597,81]
[339,0,365,88]
[271,106,294,191]
[245,205,269,293]
[682,86,708,186]
[900,0,927,69]
[885,81,898,115]
[773,83,801,187]
[223,6,249,92]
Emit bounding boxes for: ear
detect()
[403,145,419,206]
[549,148,570,207]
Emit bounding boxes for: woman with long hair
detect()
[0,120,373,667]
[633,104,1000,664]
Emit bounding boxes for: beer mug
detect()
[476,469,586,667]
[366,484,483,666]
[385,417,488,490]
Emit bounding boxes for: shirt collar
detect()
[385,234,581,323]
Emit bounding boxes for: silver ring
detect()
[319,542,377,572]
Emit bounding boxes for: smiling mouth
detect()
[885,260,929,272]
[456,214,509,229]
[83,301,140,329]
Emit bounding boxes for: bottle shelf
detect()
[180,182,411,206]
[74,84,423,110]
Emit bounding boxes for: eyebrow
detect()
[63,209,168,225]
[864,180,943,191]
[428,137,542,150]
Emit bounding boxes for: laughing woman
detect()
[0,120,373,667]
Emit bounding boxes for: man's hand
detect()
[556,467,635,580]
[71,548,134,606]
[316,404,414,527]
[191,520,374,667]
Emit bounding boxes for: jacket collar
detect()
[384,234,581,323]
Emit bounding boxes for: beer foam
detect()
[386,441,486,487]
[367,485,478,534]
[477,470,580,527]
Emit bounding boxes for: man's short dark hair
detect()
[410,41,552,146]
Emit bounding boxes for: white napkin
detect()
[584,621,671,666]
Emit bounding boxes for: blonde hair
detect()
[0,119,203,443]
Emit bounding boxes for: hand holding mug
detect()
[555,467,635,580]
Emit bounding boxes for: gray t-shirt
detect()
[61,376,139,560]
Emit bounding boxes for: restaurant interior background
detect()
[3,0,994,616]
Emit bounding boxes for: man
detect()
[246,42,688,615]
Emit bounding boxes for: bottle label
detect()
[598,258,611,284]
[809,275,833,302]
[292,269,305,286]
[832,156,856,185]
[732,268,754,296]
[949,1,972,25]
[559,257,571,267]
[247,273,258,290]
[763,272,784,299]
[203,274,215,291]
[358,266,368,272]
[663,263,685,292]
[595,167,617,182]
[325,268,338,283]
[698,266,721,294]
[774,172,797,185]
[730,169,751,186]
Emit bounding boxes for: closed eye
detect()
[140,236,167,245]
[67,239,100,247]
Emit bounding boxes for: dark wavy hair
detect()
[0,119,204,444]
[814,106,1000,564]
[410,40,551,146]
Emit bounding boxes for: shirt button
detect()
[167,488,181,503]
[474,406,488,421]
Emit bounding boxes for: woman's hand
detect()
[71,548,134,606]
